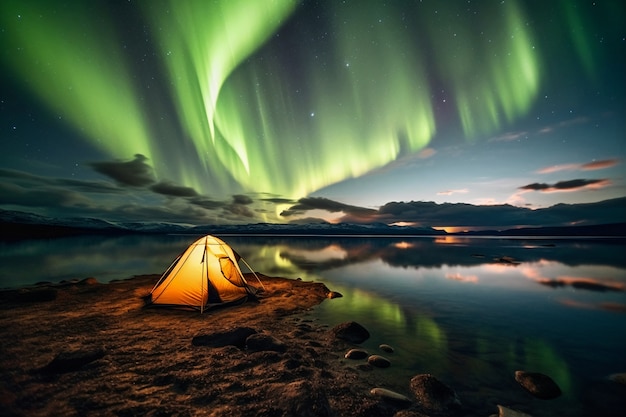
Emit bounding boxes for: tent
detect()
[148,235,262,312]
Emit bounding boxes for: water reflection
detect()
[0,234,192,287]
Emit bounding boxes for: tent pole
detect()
[201,236,208,314]
[150,254,181,294]
[240,257,266,291]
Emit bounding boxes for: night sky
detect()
[1,0,624,229]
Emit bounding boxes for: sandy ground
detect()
[0,274,420,417]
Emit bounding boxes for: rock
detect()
[330,321,370,344]
[497,404,533,417]
[368,354,391,368]
[192,327,257,349]
[79,277,99,285]
[327,291,343,299]
[344,348,369,359]
[609,372,626,385]
[246,333,287,353]
[379,343,394,353]
[409,374,461,415]
[370,387,411,404]
[40,347,106,374]
[514,370,562,399]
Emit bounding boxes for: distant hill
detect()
[461,223,626,237]
[1,208,625,240]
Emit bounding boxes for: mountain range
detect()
[1,208,625,240]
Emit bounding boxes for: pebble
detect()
[367,354,391,368]
[370,387,411,403]
[344,348,368,360]
[379,343,394,353]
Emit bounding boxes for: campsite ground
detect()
[0,274,420,417]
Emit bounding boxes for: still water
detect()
[1,234,625,415]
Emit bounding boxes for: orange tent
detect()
[149,235,260,312]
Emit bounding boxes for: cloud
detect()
[150,181,198,197]
[416,148,437,159]
[536,159,620,174]
[281,195,626,228]
[3,162,625,228]
[280,197,378,219]
[581,159,620,170]
[0,181,93,209]
[489,131,528,142]
[189,197,228,210]
[538,116,590,135]
[437,188,468,196]
[233,194,253,205]
[519,179,611,192]
[89,154,155,187]
[262,197,297,204]
[535,164,581,174]
[0,165,275,225]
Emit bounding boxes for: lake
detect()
[1,234,625,416]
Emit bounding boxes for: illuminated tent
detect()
[148,235,261,312]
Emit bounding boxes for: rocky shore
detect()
[1,274,624,417]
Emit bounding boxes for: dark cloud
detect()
[281,197,377,218]
[226,203,256,218]
[0,181,92,209]
[262,197,296,204]
[282,196,626,228]
[150,181,198,197]
[189,197,227,210]
[519,179,610,192]
[376,200,531,227]
[89,154,155,187]
[233,194,253,205]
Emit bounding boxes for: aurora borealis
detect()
[1,0,624,227]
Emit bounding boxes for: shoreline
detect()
[3,274,623,416]
[0,273,411,417]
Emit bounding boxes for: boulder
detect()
[409,374,461,415]
[330,321,370,344]
[514,370,562,399]
[368,355,391,368]
[192,327,257,349]
[246,333,287,353]
[344,348,369,360]
[40,347,106,374]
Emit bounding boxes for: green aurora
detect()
[0,0,615,203]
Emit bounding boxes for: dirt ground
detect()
[0,274,420,417]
